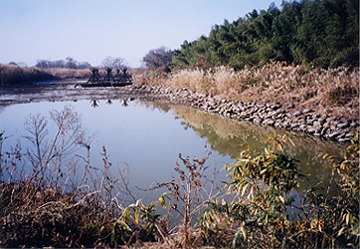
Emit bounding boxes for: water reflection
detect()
[84,98,345,191]
[170,104,344,190]
[90,98,132,108]
[1,99,224,204]
[91,100,99,108]
[0,98,344,202]
[121,98,129,107]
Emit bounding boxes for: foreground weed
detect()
[156,152,219,248]
[0,107,147,248]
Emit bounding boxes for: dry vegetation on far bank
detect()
[138,63,359,120]
[0,64,57,86]
[1,63,358,121]
[42,67,91,79]
[0,64,93,87]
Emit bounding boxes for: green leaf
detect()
[134,210,139,224]
[114,220,132,232]
[159,194,167,208]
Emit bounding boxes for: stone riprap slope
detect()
[132,84,358,143]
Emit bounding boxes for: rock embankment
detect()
[130,84,358,143]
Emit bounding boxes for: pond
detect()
[0,96,344,204]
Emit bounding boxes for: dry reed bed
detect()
[0,64,91,86]
[43,67,91,79]
[0,64,56,86]
[142,64,359,120]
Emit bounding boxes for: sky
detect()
[0,0,283,68]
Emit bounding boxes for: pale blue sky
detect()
[0,0,283,68]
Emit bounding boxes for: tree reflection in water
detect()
[121,98,129,107]
[90,98,132,108]
[90,100,99,108]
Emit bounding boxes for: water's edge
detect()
[1,81,357,143]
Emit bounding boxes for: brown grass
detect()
[43,67,91,79]
[0,64,91,87]
[138,63,359,120]
[0,64,57,86]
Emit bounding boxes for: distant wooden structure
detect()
[82,67,132,87]
[87,68,102,83]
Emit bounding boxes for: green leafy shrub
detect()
[198,132,359,248]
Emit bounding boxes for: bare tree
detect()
[142,46,173,70]
[65,57,77,69]
[36,59,51,68]
[102,56,126,69]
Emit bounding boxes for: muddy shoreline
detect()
[0,80,358,143]
[0,80,149,106]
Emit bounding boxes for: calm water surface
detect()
[0,98,344,202]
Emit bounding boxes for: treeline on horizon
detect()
[3,0,359,73]
[171,0,359,70]
[35,57,91,69]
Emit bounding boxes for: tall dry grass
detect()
[140,63,359,120]
[43,68,91,79]
[0,64,91,87]
[0,64,57,86]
